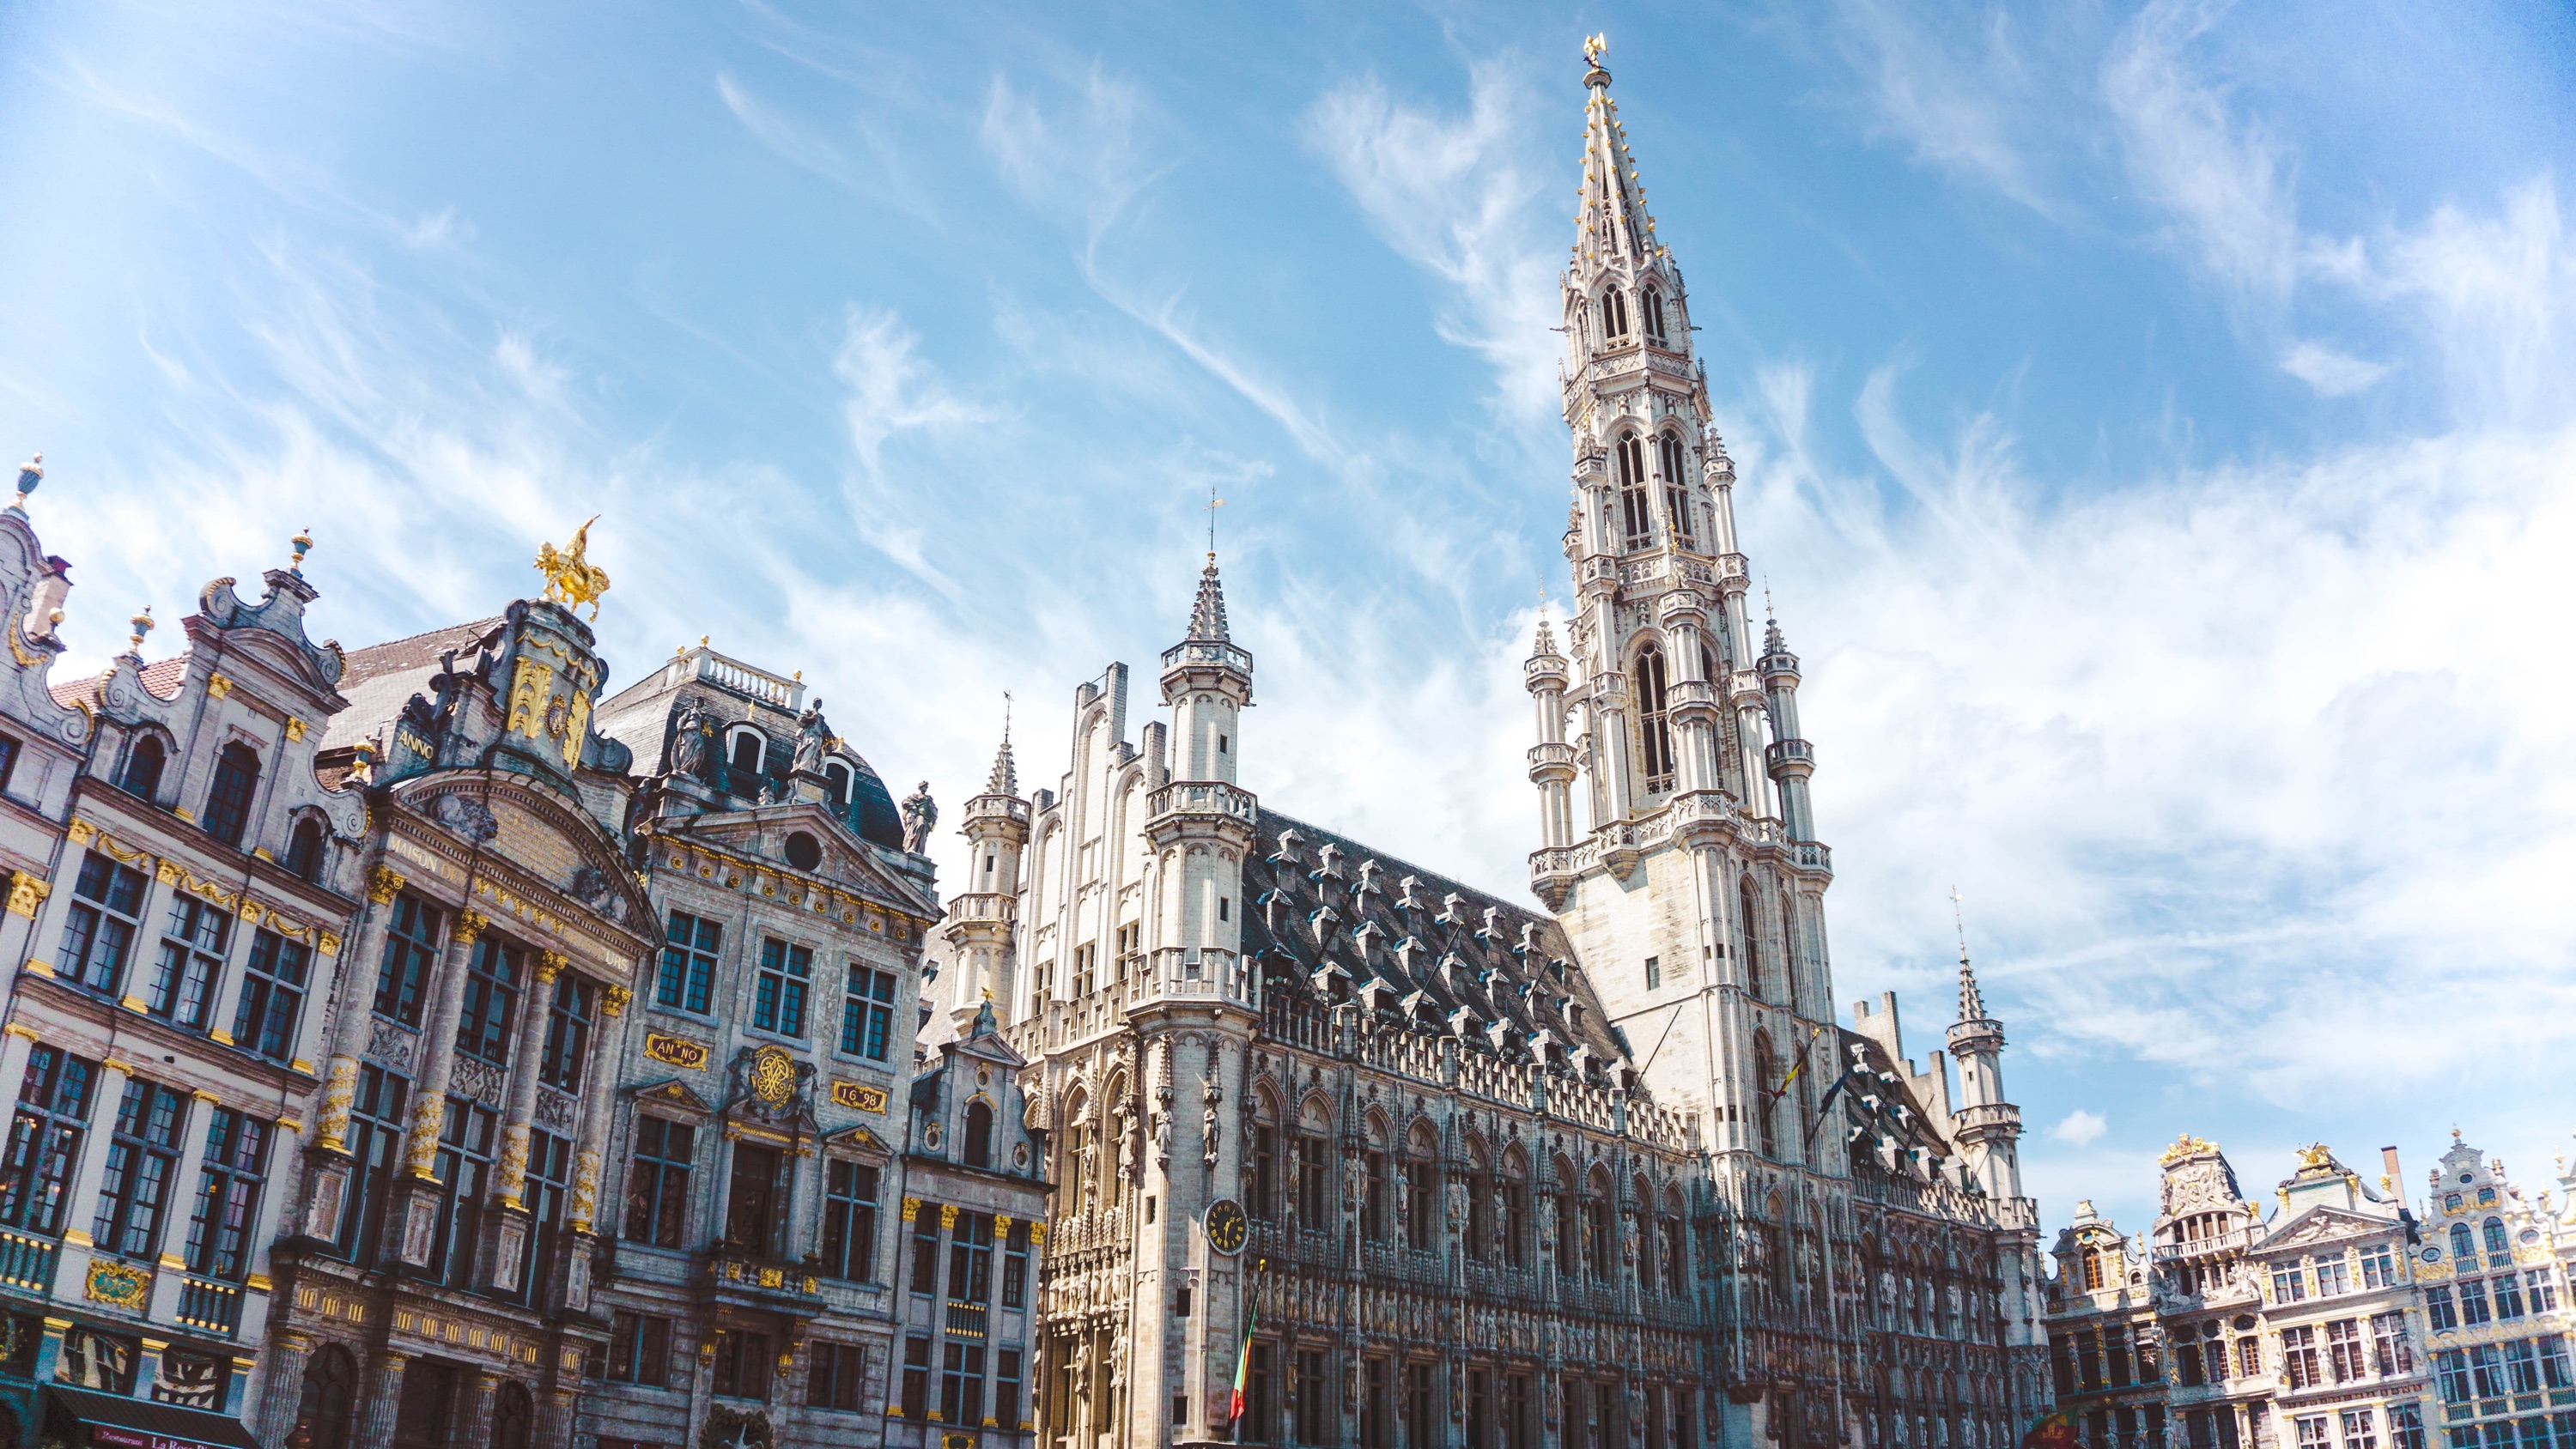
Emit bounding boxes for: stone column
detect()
[255,1327,318,1448]
[401,908,487,1177]
[313,865,406,1154]
[493,952,566,1210]
[0,1022,35,1103]
[535,1386,578,1449]
[354,1348,409,1449]
[559,982,632,1312]
[242,1113,301,1290]
[459,1368,501,1449]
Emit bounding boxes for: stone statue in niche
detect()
[671,696,711,779]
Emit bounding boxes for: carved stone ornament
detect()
[431,793,499,844]
[450,1056,507,1108]
[365,1021,419,1072]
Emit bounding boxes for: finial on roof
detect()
[1206,486,1225,565]
[13,454,40,508]
[533,515,611,621]
[1583,33,1610,86]
[125,606,155,659]
[985,697,1020,797]
[289,526,314,577]
[1188,555,1232,642]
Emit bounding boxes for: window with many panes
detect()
[940,1343,985,1427]
[752,938,811,1037]
[900,1337,931,1418]
[2462,1278,2494,1326]
[2386,1404,2424,1449]
[2503,1340,2542,1395]
[842,967,897,1060]
[232,930,309,1061]
[0,1047,94,1234]
[185,1107,268,1282]
[92,1077,185,1259]
[59,851,147,997]
[118,735,164,802]
[1003,1219,1030,1307]
[337,1065,407,1265]
[2361,1242,2398,1288]
[2468,1343,2506,1399]
[1297,1134,1327,1222]
[659,911,720,1014]
[148,895,230,1029]
[712,1330,771,1399]
[996,1348,1024,1430]
[817,1161,878,1282]
[2282,1326,2320,1389]
[1660,433,1696,549]
[1072,943,1097,999]
[373,897,442,1027]
[427,1098,495,1288]
[623,1117,695,1248]
[1617,434,1653,550]
[910,1204,940,1292]
[454,937,523,1064]
[517,1129,574,1308]
[203,743,260,847]
[606,1311,671,1386]
[808,1342,865,1411]
[538,973,595,1089]
[950,1210,994,1303]
[2429,1286,2459,1330]
[2326,1319,2366,1382]
[2372,1312,2413,1373]
[2315,1253,2353,1295]
[2272,1264,2306,1303]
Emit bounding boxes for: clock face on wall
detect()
[1206,1197,1249,1255]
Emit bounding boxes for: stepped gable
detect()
[1236,806,1632,1073]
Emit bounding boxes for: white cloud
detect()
[2279,341,2390,397]
[1827,0,2053,215]
[2053,1110,2109,1147]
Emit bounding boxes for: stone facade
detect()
[2044,1135,2576,1449]
[939,45,2051,1449]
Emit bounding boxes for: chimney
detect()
[2382,1145,2403,1197]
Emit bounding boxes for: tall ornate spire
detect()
[1953,886,1989,1023]
[985,726,1018,798]
[1575,37,1661,266]
[1188,558,1232,643]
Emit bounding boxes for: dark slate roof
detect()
[320,617,503,749]
[1238,807,1631,1070]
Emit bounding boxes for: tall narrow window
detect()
[0,1046,95,1236]
[1602,290,1630,339]
[538,973,596,1090]
[337,1065,407,1265]
[1643,289,1668,343]
[658,910,720,1014]
[963,1100,995,1168]
[454,936,523,1065]
[825,761,853,813]
[1364,1151,1388,1241]
[1753,1033,1779,1156]
[204,743,260,847]
[185,1107,269,1282]
[428,1098,495,1288]
[149,895,231,1030]
[1002,1219,1030,1307]
[1660,433,1696,548]
[1406,1159,1439,1250]
[1738,878,1764,998]
[623,1116,695,1248]
[1617,435,1654,550]
[1252,1124,1277,1220]
[1296,1133,1328,1223]
[725,1143,787,1254]
[92,1077,185,1260]
[949,1210,995,1304]
[940,1343,987,1428]
[1637,647,1675,793]
[233,930,309,1063]
[752,938,811,1037]
[60,851,148,997]
[996,1348,1024,1431]
[119,736,166,803]
[518,1129,572,1307]
[1778,891,1800,1011]
[818,1161,879,1282]
[841,966,897,1060]
[373,897,442,1028]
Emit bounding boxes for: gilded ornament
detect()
[366,865,407,905]
[451,909,489,946]
[534,517,611,620]
[601,985,632,1017]
[747,1046,797,1106]
[533,950,568,985]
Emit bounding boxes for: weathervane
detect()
[1584,33,1607,66]
[1950,885,1970,965]
[1206,486,1225,563]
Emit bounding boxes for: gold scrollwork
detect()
[367,866,407,905]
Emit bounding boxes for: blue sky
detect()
[4,0,2573,1234]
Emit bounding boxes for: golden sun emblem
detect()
[749,1045,797,1106]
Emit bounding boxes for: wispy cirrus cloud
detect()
[1826,0,2057,215]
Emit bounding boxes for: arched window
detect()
[2482,1217,2508,1257]
[1753,1031,1779,1157]
[1602,289,1629,340]
[204,743,260,847]
[1643,289,1667,343]
[285,818,326,882]
[2451,1222,2476,1265]
[1553,1159,1579,1276]
[1636,647,1674,793]
[963,1100,994,1169]
[491,1384,532,1449]
[1659,433,1696,549]
[119,735,165,802]
[726,728,765,793]
[1583,1173,1613,1282]
[1615,434,1653,550]
[826,761,853,812]
[296,1343,359,1449]
[2080,1248,2104,1291]
[1739,877,1764,998]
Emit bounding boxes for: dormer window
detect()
[825,761,852,811]
[284,818,326,882]
[120,736,166,803]
[726,727,765,788]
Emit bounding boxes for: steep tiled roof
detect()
[46,653,189,711]
[321,618,502,749]
[1237,808,1631,1070]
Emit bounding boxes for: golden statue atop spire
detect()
[1583,33,1607,66]
[535,515,612,621]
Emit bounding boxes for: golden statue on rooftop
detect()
[535,516,611,620]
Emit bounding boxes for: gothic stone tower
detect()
[1530,43,2049,1449]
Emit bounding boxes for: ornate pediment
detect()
[2262,1205,2393,1252]
[630,1078,714,1113]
